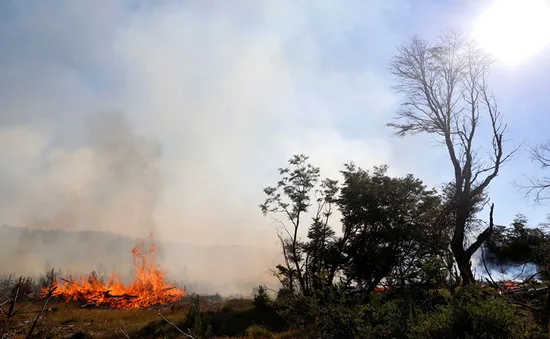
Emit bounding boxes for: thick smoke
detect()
[23,111,161,237]
[0,112,160,276]
[0,1,455,295]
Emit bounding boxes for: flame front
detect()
[44,235,186,309]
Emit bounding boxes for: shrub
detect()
[275,291,370,338]
[367,298,414,339]
[180,295,213,338]
[409,286,525,339]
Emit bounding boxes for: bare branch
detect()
[518,141,550,203]
[388,29,515,284]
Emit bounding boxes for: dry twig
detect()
[158,312,195,339]
[119,321,131,339]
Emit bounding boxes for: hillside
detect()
[0,225,278,296]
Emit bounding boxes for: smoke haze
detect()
[0,1,511,294]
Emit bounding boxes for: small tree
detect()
[388,30,516,284]
[253,285,272,310]
[303,178,339,292]
[260,154,320,295]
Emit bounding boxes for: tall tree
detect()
[388,31,515,284]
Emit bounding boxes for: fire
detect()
[43,234,186,309]
[501,281,522,291]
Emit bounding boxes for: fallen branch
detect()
[521,271,546,285]
[506,286,550,298]
[509,299,539,311]
[119,321,131,339]
[158,312,195,339]
[103,291,138,299]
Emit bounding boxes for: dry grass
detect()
[0,298,303,338]
[0,301,188,338]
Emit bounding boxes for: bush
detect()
[275,291,370,338]
[179,295,213,338]
[409,286,525,339]
[367,298,414,339]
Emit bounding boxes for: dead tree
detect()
[388,30,516,285]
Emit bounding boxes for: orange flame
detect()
[43,234,186,309]
[501,280,521,291]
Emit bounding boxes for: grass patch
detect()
[1,297,292,338]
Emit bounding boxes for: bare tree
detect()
[523,141,550,203]
[388,30,516,285]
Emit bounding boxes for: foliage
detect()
[253,285,272,310]
[260,154,330,295]
[261,155,454,301]
[261,150,550,338]
[409,286,528,339]
[338,164,450,294]
[179,295,213,338]
[275,290,370,339]
[485,214,550,271]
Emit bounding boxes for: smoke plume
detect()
[0,0,437,294]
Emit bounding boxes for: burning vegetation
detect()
[42,234,186,309]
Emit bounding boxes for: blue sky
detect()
[0,0,549,251]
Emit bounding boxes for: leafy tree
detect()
[260,154,337,295]
[338,164,449,294]
[485,214,550,278]
[303,178,339,291]
[388,30,516,284]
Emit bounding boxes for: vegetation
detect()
[253,30,550,339]
[3,30,550,338]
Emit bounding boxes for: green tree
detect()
[260,154,337,295]
[338,164,449,294]
[388,30,516,284]
[485,214,550,276]
[303,178,339,292]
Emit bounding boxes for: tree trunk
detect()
[451,203,495,285]
[452,245,475,285]
[451,197,473,285]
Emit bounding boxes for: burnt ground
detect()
[0,297,301,338]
